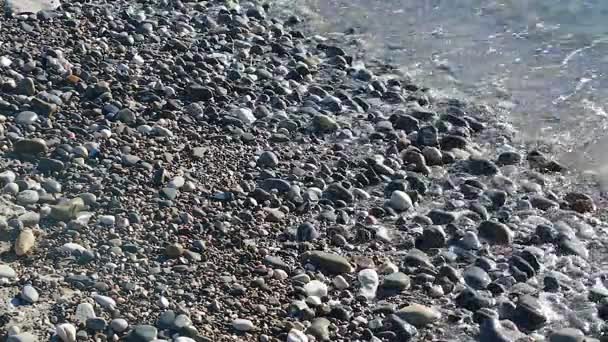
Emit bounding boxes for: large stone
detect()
[303,251,353,274]
[478,220,514,245]
[0,264,17,278]
[13,139,48,155]
[5,0,60,14]
[396,304,441,327]
[512,295,548,331]
[382,272,411,290]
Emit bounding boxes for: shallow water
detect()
[271,0,608,174]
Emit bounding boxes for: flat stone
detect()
[86,318,107,331]
[396,304,441,327]
[6,333,38,342]
[549,328,585,342]
[75,303,96,323]
[304,251,353,274]
[0,264,17,278]
[232,318,255,332]
[128,325,157,341]
[5,0,60,15]
[13,139,48,155]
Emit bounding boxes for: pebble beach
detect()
[0,1,608,342]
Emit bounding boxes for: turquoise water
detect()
[272,0,608,172]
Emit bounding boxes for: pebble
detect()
[396,304,441,327]
[478,220,514,245]
[389,190,412,211]
[358,268,380,300]
[55,323,76,342]
[75,303,96,323]
[6,333,38,342]
[15,111,38,125]
[16,190,39,205]
[93,294,116,310]
[304,280,328,297]
[306,318,331,340]
[129,325,157,341]
[0,264,17,278]
[464,266,492,290]
[332,275,350,289]
[20,285,39,303]
[232,318,255,332]
[287,329,309,342]
[304,251,353,274]
[382,272,411,290]
[15,229,35,256]
[548,328,585,342]
[110,318,129,333]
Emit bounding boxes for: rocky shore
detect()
[0,0,607,341]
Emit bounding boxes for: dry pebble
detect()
[0,0,602,341]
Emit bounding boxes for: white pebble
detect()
[304,280,328,297]
[358,269,379,300]
[233,108,256,124]
[55,323,76,342]
[168,176,185,189]
[287,329,308,342]
[0,56,12,67]
[274,269,288,280]
[157,296,170,308]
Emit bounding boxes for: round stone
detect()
[15,111,38,125]
[110,318,129,333]
[389,190,412,211]
[20,285,39,303]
